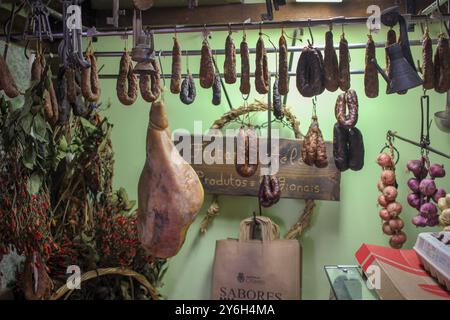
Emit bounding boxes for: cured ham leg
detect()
[138,101,204,259]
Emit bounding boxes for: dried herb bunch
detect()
[0,68,166,300]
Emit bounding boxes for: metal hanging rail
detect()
[2,13,450,40]
[92,39,438,58]
[387,130,450,159]
[98,70,366,80]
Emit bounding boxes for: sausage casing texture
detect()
[348,127,365,171]
[278,34,289,95]
[235,127,258,178]
[180,73,196,105]
[224,33,237,84]
[240,38,251,95]
[335,89,358,129]
[81,53,101,102]
[434,35,450,93]
[301,120,318,166]
[422,30,434,90]
[47,77,59,125]
[199,40,215,89]
[302,118,327,167]
[333,123,349,172]
[255,36,269,94]
[212,73,221,106]
[296,47,325,97]
[117,51,138,106]
[259,175,281,208]
[170,37,182,94]
[140,60,161,103]
[0,55,19,98]
[273,78,283,120]
[315,126,328,168]
[324,30,339,92]
[338,34,351,92]
[364,35,379,98]
[66,68,77,104]
[31,54,44,81]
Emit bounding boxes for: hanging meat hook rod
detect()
[387,130,450,160]
[1,13,450,40]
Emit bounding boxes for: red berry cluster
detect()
[0,175,56,262]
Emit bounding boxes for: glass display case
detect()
[324,265,379,300]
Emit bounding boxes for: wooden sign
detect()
[174,134,341,201]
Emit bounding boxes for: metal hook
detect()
[307,19,314,46]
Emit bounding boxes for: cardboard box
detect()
[355,244,450,300]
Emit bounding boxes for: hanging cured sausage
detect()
[117,51,138,106]
[301,117,328,168]
[258,175,281,208]
[170,37,182,94]
[296,46,325,97]
[224,32,237,84]
[364,35,379,98]
[138,101,204,259]
[278,34,289,95]
[199,40,215,89]
[324,30,339,92]
[235,126,259,178]
[422,28,434,90]
[139,60,161,103]
[81,52,101,102]
[180,73,196,105]
[0,55,19,98]
[240,35,251,95]
[338,33,351,92]
[335,90,359,129]
[255,35,269,94]
[434,34,450,93]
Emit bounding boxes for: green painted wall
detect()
[95,23,450,300]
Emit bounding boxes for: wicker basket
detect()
[50,267,159,300]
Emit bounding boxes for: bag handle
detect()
[238,216,280,242]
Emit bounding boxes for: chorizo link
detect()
[333,123,349,172]
[240,37,251,95]
[278,34,289,95]
[224,32,237,84]
[81,53,101,102]
[116,51,138,106]
[338,34,351,92]
[212,73,221,106]
[180,73,196,105]
[199,40,215,89]
[335,90,358,129]
[422,29,434,90]
[434,34,450,93]
[255,35,269,94]
[0,55,19,98]
[235,126,258,178]
[273,78,283,120]
[66,68,77,104]
[140,60,161,103]
[364,35,379,98]
[324,30,339,92]
[170,37,182,94]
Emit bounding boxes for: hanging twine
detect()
[200,101,317,240]
[199,195,220,234]
[284,199,316,240]
[239,216,280,241]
